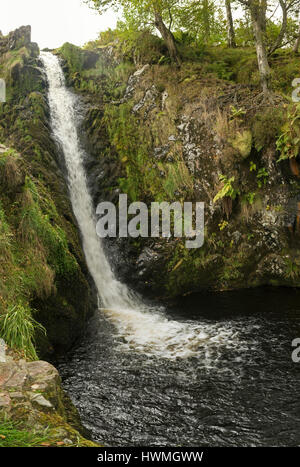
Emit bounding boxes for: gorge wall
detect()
[0,27,97,445]
[58,36,300,301]
[0,26,96,357]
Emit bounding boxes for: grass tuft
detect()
[0,303,46,360]
[0,418,49,447]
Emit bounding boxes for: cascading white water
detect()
[40,52,238,359]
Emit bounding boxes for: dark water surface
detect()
[57,287,300,446]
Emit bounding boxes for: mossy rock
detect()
[229,130,252,160]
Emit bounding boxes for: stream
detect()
[40,52,300,447]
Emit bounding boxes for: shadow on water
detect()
[57,287,300,447]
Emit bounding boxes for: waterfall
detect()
[40,52,236,359]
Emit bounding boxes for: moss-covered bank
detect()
[0,27,97,445]
[0,26,96,357]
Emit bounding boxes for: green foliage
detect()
[0,303,46,360]
[256,168,269,188]
[285,257,300,279]
[0,202,13,259]
[104,103,146,200]
[59,43,85,73]
[221,256,243,282]
[252,107,284,151]
[276,104,300,161]
[270,51,300,94]
[20,177,77,276]
[242,191,256,205]
[205,60,234,80]
[218,220,228,231]
[0,419,49,447]
[234,17,254,47]
[0,165,79,359]
[162,162,193,200]
[104,102,193,201]
[172,0,226,45]
[86,0,228,65]
[213,175,240,203]
[230,105,246,119]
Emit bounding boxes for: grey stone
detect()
[30,393,53,409]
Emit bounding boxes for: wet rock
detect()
[153,145,170,160]
[123,64,150,101]
[132,85,159,115]
[69,42,300,298]
[168,135,177,142]
[0,356,96,445]
[8,25,31,49]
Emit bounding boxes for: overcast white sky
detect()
[1,0,118,49]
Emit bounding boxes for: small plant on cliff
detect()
[218,220,228,231]
[230,105,246,120]
[276,104,300,161]
[0,303,46,360]
[252,107,284,151]
[285,257,300,280]
[213,175,240,203]
[243,191,256,205]
[213,175,240,219]
[256,168,269,188]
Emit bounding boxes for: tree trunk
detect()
[294,26,300,53]
[268,0,287,55]
[250,3,271,95]
[202,0,211,43]
[225,0,236,47]
[154,10,181,66]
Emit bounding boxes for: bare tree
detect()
[237,0,271,94]
[267,1,300,55]
[294,25,300,52]
[225,0,237,47]
[86,0,181,66]
[293,9,300,52]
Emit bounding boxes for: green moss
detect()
[0,418,49,447]
[0,46,89,357]
[59,43,85,73]
[252,107,285,151]
[220,256,244,283]
[21,177,78,276]
[103,102,193,202]
[276,104,300,161]
[228,130,252,159]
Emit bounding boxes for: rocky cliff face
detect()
[0,28,97,356]
[59,40,300,301]
[0,27,99,445]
